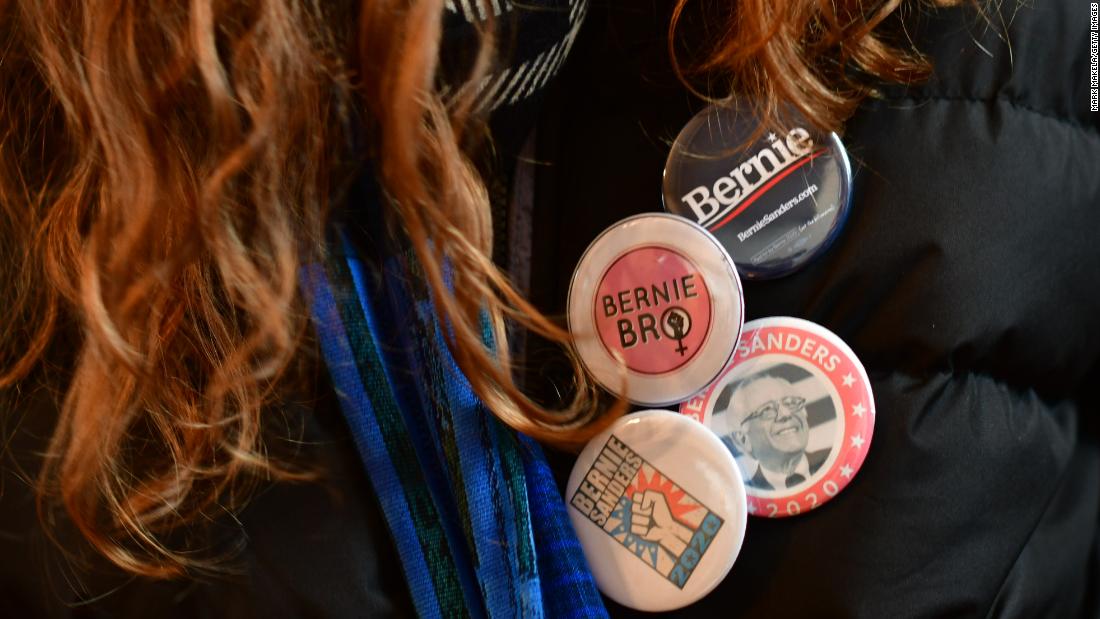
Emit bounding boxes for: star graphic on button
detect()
[842,373,855,387]
[747,503,758,515]
[850,434,865,449]
[840,464,854,478]
[767,132,777,141]
[852,403,866,417]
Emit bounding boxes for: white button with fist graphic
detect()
[566,410,748,611]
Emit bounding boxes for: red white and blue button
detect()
[680,317,874,517]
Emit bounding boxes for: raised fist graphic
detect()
[630,490,692,557]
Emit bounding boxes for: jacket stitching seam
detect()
[876,94,1100,137]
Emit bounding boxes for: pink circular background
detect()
[594,246,712,375]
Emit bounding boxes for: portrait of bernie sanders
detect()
[714,373,831,490]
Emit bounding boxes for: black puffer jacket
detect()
[2,1,1096,617]
[528,0,1100,616]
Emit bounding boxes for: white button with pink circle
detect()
[567,213,744,406]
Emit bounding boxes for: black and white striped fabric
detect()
[437,0,590,282]
[441,0,588,112]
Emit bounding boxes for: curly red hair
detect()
[0,0,945,578]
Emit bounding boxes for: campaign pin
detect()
[663,101,853,279]
[567,213,744,406]
[566,410,748,611]
[679,317,874,517]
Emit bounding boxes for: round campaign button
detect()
[663,101,853,279]
[679,317,874,517]
[567,213,744,406]
[566,410,748,611]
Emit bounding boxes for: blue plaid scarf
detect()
[301,231,606,618]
